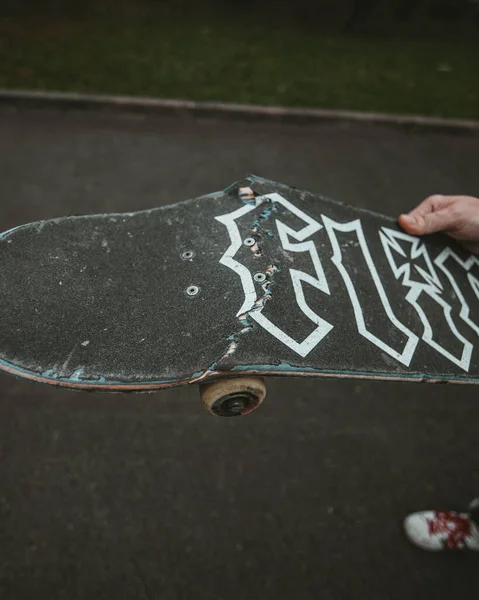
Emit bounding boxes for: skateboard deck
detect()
[1,175,479,414]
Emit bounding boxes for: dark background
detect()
[1,0,479,597]
[0,107,478,599]
[3,0,479,32]
[2,0,478,120]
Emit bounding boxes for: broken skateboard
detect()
[1,176,479,416]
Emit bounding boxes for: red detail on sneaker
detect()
[427,511,472,549]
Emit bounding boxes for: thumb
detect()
[399,208,457,236]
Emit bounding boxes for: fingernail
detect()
[402,214,416,224]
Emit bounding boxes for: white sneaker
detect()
[404,510,479,551]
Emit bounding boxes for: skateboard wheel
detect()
[200,377,266,417]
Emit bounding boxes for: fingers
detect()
[408,194,454,219]
[399,206,458,236]
[399,194,459,236]
[398,213,421,234]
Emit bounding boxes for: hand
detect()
[399,194,479,254]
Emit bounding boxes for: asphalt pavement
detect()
[0,107,478,600]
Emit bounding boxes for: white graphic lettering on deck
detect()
[380,228,473,371]
[434,248,479,336]
[217,193,477,370]
[322,217,419,366]
[216,193,332,357]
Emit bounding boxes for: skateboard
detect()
[1,175,479,417]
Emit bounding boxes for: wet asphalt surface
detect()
[0,107,478,599]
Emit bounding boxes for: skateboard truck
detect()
[200,377,266,417]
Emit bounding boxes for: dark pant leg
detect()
[471,506,479,527]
